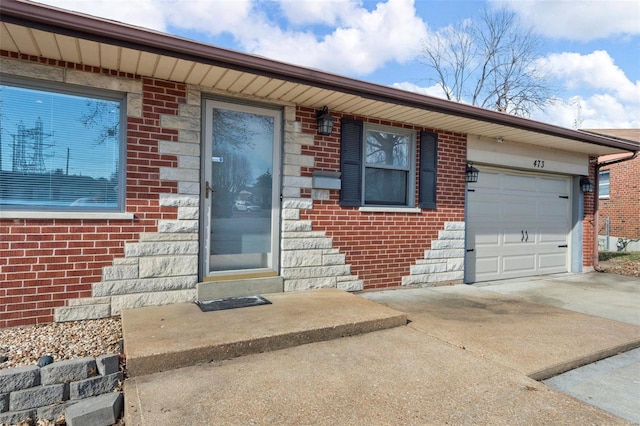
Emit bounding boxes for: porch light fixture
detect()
[466,163,479,183]
[316,106,334,136]
[580,176,594,193]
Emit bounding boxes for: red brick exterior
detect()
[598,156,640,240]
[582,157,597,267]
[0,53,182,327]
[297,107,466,290]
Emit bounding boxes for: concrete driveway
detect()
[475,272,640,325]
[124,273,640,425]
[363,272,640,423]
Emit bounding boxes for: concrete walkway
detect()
[123,273,640,425]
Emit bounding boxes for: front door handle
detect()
[205,181,214,198]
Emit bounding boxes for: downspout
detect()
[593,151,638,269]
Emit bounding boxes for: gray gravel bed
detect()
[0,317,122,370]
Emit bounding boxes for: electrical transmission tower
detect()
[11,118,54,173]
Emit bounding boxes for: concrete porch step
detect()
[121,288,407,377]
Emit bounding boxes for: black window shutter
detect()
[340,118,363,206]
[419,131,438,209]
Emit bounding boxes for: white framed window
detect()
[363,125,415,206]
[0,77,125,212]
[599,170,610,199]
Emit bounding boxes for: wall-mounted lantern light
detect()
[580,176,594,193]
[316,106,334,136]
[466,163,479,183]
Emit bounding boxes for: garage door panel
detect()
[539,177,570,194]
[538,227,568,244]
[474,230,500,245]
[539,200,570,219]
[469,200,500,222]
[503,228,528,245]
[539,253,567,270]
[467,167,570,283]
[503,255,536,273]
[476,257,499,276]
[474,171,500,189]
[503,174,537,191]
[502,201,537,220]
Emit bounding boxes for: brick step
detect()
[402,271,464,286]
[430,239,465,249]
[124,240,198,257]
[54,303,111,323]
[111,289,196,315]
[67,297,111,307]
[284,275,364,292]
[437,230,465,240]
[93,276,197,297]
[444,222,465,231]
[139,232,198,242]
[423,248,465,259]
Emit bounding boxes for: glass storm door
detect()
[202,100,281,276]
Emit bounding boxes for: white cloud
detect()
[35,0,169,31]
[492,0,640,41]
[392,81,448,98]
[163,0,253,36]
[533,95,640,128]
[276,0,362,26]
[243,0,429,75]
[538,50,640,104]
[36,0,428,76]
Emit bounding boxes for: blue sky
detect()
[36,0,640,129]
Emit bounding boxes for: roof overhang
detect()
[2,0,639,157]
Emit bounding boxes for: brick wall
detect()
[599,156,640,240]
[582,157,597,267]
[297,107,466,290]
[0,53,182,327]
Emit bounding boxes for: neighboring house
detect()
[1,1,638,327]
[586,129,640,252]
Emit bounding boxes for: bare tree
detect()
[418,8,552,117]
[80,100,120,144]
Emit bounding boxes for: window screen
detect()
[0,81,124,211]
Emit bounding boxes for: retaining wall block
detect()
[96,354,120,376]
[65,392,123,426]
[0,365,40,393]
[37,400,75,421]
[70,372,123,400]
[0,408,36,425]
[40,357,97,386]
[0,392,8,413]
[9,383,68,411]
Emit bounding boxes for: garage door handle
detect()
[525,230,529,242]
[466,248,474,252]
[521,230,525,242]
[558,244,568,248]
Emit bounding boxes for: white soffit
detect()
[0,21,635,157]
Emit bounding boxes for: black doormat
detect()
[195,295,272,312]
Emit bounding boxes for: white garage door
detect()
[466,168,571,283]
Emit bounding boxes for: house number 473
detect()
[533,160,545,168]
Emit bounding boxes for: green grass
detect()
[599,251,640,262]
